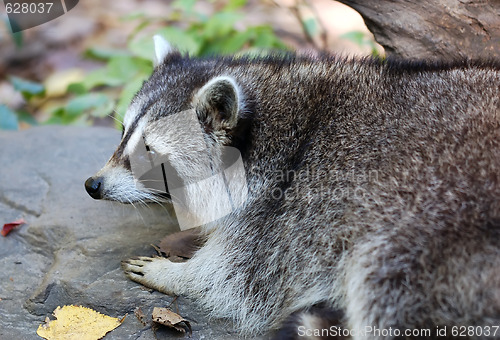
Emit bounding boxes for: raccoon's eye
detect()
[145,144,156,157]
[144,145,160,165]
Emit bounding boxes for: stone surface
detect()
[0,126,262,340]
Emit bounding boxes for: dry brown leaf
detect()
[36,305,124,340]
[152,307,192,336]
[157,227,204,259]
[134,307,147,326]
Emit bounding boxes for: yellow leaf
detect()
[36,305,124,340]
[44,69,84,98]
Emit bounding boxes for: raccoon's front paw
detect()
[122,256,184,295]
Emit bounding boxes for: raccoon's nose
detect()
[85,176,104,199]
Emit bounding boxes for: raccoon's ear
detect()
[195,76,241,129]
[153,35,173,66]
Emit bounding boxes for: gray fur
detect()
[89,50,500,339]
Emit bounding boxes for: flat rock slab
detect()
[0,126,263,340]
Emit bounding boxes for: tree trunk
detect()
[336,0,500,60]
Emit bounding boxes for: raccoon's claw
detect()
[122,256,182,295]
[126,256,154,265]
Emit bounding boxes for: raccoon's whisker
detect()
[132,195,174,224]
[135,188,170,205]
[108,198,118,216]
[143,187,178,202]
[126,196,135,208]
[166,195,188,209]
[141,187,186,208]
[138,179,166,183]
[142,187,168,194]
[129,194,151,226]
[108,110,124,125]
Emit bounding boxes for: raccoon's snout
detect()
[85,176,104,199]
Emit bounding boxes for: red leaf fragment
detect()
[1,218,26,237]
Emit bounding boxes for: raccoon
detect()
[85,35,500,339]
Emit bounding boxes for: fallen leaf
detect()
[134,307,147,326]
[36,305,124,340]
[152,307,192,336]
[43,69,84,98]
[9,76,45,99]
[1,218,26,237]
[157,227,204,259]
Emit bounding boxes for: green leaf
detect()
[67,83,87,95]
[200,31,249,55]
[201,12,242,39]
[128,19,152,41]
[66,93,112,118]
[90,99,115,118]
[0,105,19,130]
[84,47,131,61]
[252,26,282,48]
[12,31,23,48]
[70,114,92,126]
[172,0,196,12]
[46,106,90,125]
[127,36,156,61]
[341,30,380,56]
[236,47,276,58]
[115,75,146,119]
[2,17,22,47]
[220,30,253,53]
[9,76,44,99]
[224,0,247,10]
[157,27,202,55]
[81,69,123,90]
[16,110,38,126]
[371,46,381,58]
[303,18,318,37]
[340,31,366,46]
[120,11,147,21]
[107,56,152,81]
[43,107,65,125]
[81,56,152,90]
[129,28,201,58]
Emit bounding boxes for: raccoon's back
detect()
[242,59,500,238]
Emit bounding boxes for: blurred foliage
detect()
[341,30,381,58]
[2,0,288,130]
[0,105,19,130]
[2,0,381,131]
